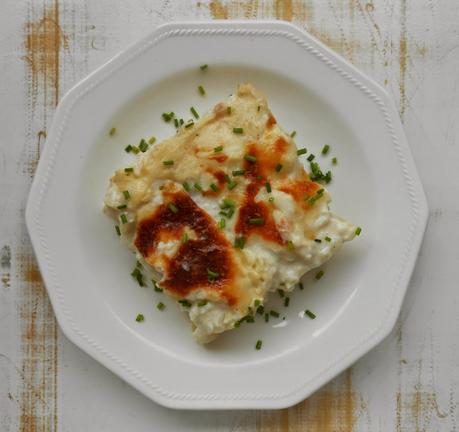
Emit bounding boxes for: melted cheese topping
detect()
[104,83,356,343]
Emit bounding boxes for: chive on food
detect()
[275,163,283,172]
[233,127,244,134]
[207,268,219,282]
[163,160,174,166]
[168,202,178,214]
[214,145,224,153]
[244,154,256,163]
[234,236,246,249]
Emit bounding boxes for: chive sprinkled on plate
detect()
[198,85,205,96]
[131,146,140,154]
[314,239,322,243]
[162,112,174,122]
[234,236,246,249]
[168,203,178,214]
[255,340,263,350]
[227,181,238,190]
[270,310,280,318]
[264,313,269,322]
[321,144,330,155]
[244,154,256,163]
[218,218,226,229]
[257,305,264,315]
[115,225,121,236]
[163,160,174,166]
[214,145,224,153]
[157,302,165,311]
[123,190,130,200]
[284,297,290,307]
[232,169,245,176]
[290,131,297,138]
[332,157,338,165]
[207,269,219,282]
[307,154,315,162]
[182,232,189,243]
[124,167,134,173]
[190,106,200,119]
[120,214,128,224]
[135,313,144,322]
[305,310,316,319]
[182,182,191,192]
[249,217,264,225]
[275,163,283,172]
[265,182,272,193]
[315,270,324,280]
[298,282,304,290]
[125,144,133,153]
[297,148,307,156]
[200,64,208,70]
[233,127,244,134]
[178,299,191,308]
[138,139,148,152]
[174,118,179,128]
[109,127,116,136]
[355,227,362,236]
[185,121,194,128]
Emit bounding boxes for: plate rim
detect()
[25,19,429,410]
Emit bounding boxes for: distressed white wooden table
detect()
[1,1,458,430]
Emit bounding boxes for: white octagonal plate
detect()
[26,21,428,410]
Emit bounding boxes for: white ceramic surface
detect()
[25,20,428,410]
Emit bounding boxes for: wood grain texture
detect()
[1,0,459,431]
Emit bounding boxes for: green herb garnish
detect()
[270,310,280,318]
[198,85,205,96]
[233,127,244,134]
[277,289,285,298]
[138,139,148,152]
[284,297,290,307]
[305,310,316,319]
[287,240,295,251]
[135,313,144,322]
[249,217,264,225]
[218,218,226,229]
[183,182,191,192]
[197,299,208,307]
[125,144,133,153]
[265,182,272,193]
[194,183,203,192]
[315,270,324,280]
[275,163,283,172]
[109,127,116,136]
[148,136,156,144]
[157,302,165,311]
[234,237,246,249]
[325,236,332,242]
[120,214,128,224]
[117,204,127,210]
[307,154,315,162]
[123,190,130,200]
[168,203,178,214]
[298,282,304,290]
[207,269,219,282]
[178,299,191,308]
[332,157,338,165]
[297,148,307,156]
[355,227,362,236]
[232,169,245,176]
[214,145,224,153]
[200,64,208,70]
[190,106,200,119]
[290,131,297,138]
[321,144,330,155]
[244,154,256,163]
[210,183,219,192]
[163,160,174,166]
[124,167,134,173]
[255,340,263,350]
[115,225,121,236]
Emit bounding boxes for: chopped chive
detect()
[270,310,280,318]
[297,148,307,156]
[249,217,264,225]
[246,315,255,323]
[355,227,362,236]
[255,340,263,350]
[210,183,219,192]
[307,154,315,162]
[136,260,142,268]
[182,182,191,192]
[120,214,128,224]
[123,190,130,200]
[179,118,184,126]
[220,197,236,208]
[298,282,304,290]
[174,118,179,128]
[290,131,297,138]
[197,299,208,307]
[265,182,272,193]
[109,127,116,136]
[233,127,244,134]
[194,183,203,191]
[162,112,174,122]
[138,139,148,152]
[198,85,206,96]
[207,268,219,282]
[117,204,127,210]
[257,305,264,315]
[185,121,194,128]
[157,302,165,311]
[284,297,290,307]
[163,160,174,166]
[325,236,332,242]
[131,268,141,279]
[168,203,178,214]
[275,163,283,172]
[324,171,332,184]
[124,167,134,173]
[214,145,224,153]
[148,136,156,144]
[277,289,285,298]
[131,146,140,154]
[227,106,232,115]
[305,309,316,319]
[234,237,246,249]
[264,313,269,322]
[254,299,261,307]
[218,218,226,229]
[244,154,256,163]
[314,239,322,243]
[223,174,231,183]
[182,232,189,243]
[178,299,191,308]
[257,105,261,112]
[315,270,324,280]
[200,64,208,70]
[321,144,330,155]
[125,144,133,153]
[232,169,245,176]
[227,181,238,190]
[332,157,338,165]
[115,225,121,236]
[190,107,200,119]
[287,240,295,251]
[135,313,144,322]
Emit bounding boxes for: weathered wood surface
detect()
[1,1,458,430]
